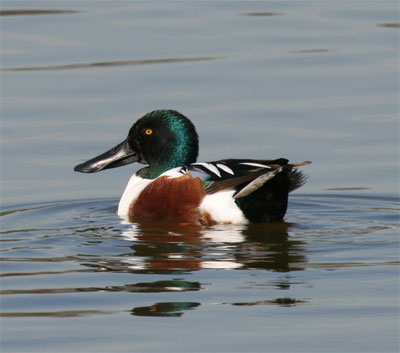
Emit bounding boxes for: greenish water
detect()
[1,1,399,352]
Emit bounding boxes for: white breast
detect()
[117,174,152,216]
[117,168,183,216]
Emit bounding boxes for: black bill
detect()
[74,139,138,173]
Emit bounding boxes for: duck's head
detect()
[74,110,199,178]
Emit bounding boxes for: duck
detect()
[74,109,310,225]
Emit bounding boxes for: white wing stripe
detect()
[239,162,271,169]
[192,162,221,177]
[233,167,283,199]
[216,163,234,175]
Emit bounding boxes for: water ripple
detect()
[0,9,80,16]
[2,56,224,71]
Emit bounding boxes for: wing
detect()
[178,159,310,198]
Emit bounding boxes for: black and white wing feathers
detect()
[178,158,309,198]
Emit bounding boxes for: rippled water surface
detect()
[1,194,399,352]
[1,1,399,352]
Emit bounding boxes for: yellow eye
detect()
[145,129,153,135]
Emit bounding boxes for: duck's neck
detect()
[138,148,197,179]
[137,162,176,179]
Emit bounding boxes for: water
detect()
[1,1,399,352]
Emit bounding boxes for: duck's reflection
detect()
[131,302,200,317]
[121,220,209,272]
[237,222,306,272]
[118,219,306,273]
[82,219,308,315]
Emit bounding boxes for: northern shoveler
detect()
[74,109,310,225]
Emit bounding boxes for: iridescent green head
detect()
[74,110,199,178]
[127,110,199,177]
